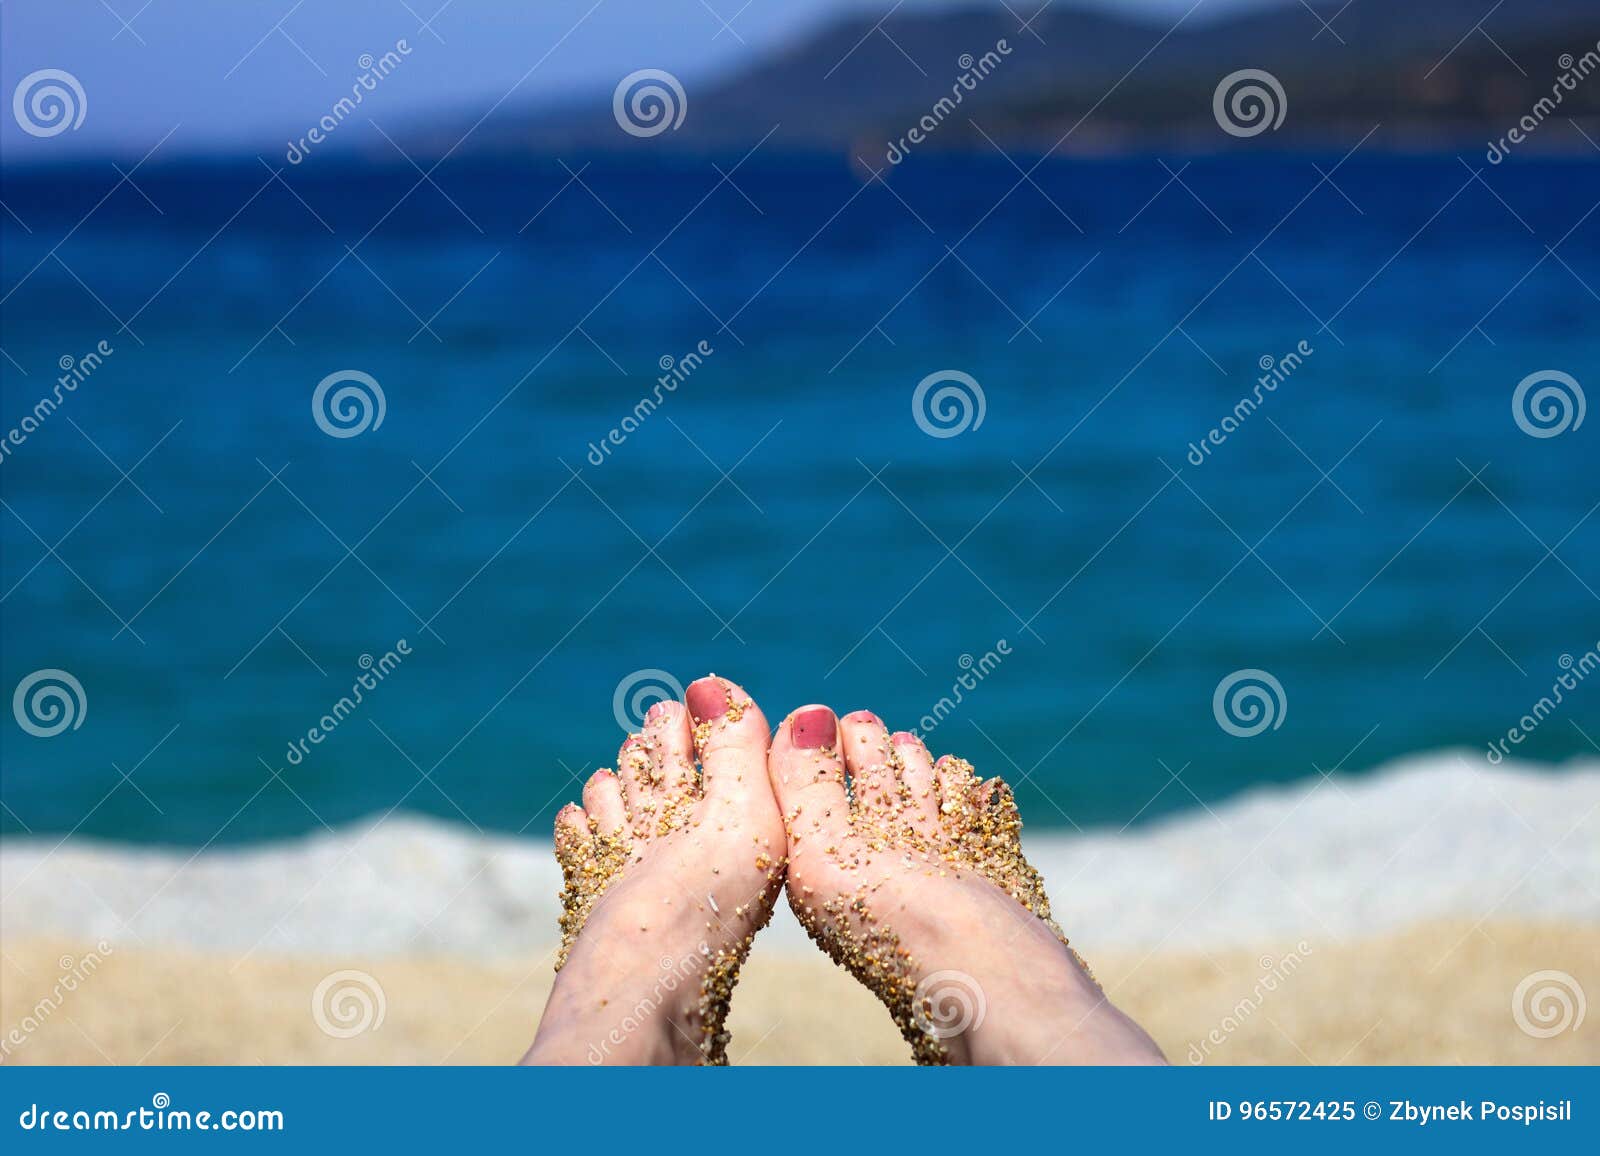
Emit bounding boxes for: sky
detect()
[0,0,1284,160]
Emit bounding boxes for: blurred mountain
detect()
[405,0,1600,156]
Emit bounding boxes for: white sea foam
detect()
[2,752,1595,959]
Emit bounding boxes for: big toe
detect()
[685,675,781,833]
[768,704,849,857]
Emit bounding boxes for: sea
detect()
[2,150,1597,846]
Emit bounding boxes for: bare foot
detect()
[767,706,1165,1065]
[523,675,785,1065]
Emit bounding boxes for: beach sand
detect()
[2,920,1595,1065]
[3,755,1595,1065]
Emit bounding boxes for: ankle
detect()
[527,903,717,1065]
[903,885,1165,1065]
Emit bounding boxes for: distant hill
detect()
[403,0,1600,157]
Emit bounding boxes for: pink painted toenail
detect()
[686,679,730,722]
[890,731,920,746]
[846,710,883,727]
[646,700,674,724]
[792,708,836,749]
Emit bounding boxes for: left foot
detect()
[523,676,785,1065]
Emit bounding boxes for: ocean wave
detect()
[3,751,1596,958]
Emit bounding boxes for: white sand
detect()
[4,751,1596,961]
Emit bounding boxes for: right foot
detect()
[768,706,1165,1065]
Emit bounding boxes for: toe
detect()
[685,675,779,826]
[554,802,593,877]
[839,710,897,819]
[890,730,941,833]
[581,769,627,836]
[768,704,849,853]
[641,698,698,796]
[616,736,658,833]
[934,753,981,831]
[976,775,1025,850]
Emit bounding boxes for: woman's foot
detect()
[768,707,1165,1065]
[523,675,785,1065]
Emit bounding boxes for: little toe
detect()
[839,710,898,820]
[976,775,1026,848]
[581,769,627,837]
[890,730,942,833]
[554,802,593,877]
[934,753,982,831]
[768,705,849,853]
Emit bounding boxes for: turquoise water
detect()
[1,152,1596,843]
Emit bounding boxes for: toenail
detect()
[685,679,730,722]
[791,708,836,749]
[846,710,883,726]
[646,700,675,724]
[890,731,919,746]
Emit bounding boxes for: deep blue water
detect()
[1,151,1597,844]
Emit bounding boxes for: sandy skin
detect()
[770,705,1164,1064]
[526,677,1163,1065]
[523,676,785,1065]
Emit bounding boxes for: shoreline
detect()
[3,751,1595,1065]
[3,751,1596,960]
